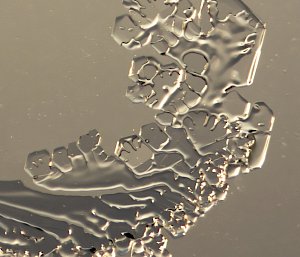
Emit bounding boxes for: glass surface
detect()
[0,0,298,256]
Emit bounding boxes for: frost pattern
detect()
[0,0,274,256]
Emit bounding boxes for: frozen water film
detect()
[0,0,274,256]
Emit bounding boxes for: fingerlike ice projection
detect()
[0,0,274,256]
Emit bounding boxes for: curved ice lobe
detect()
[113,0,266,117]
[25,130,199,201]
[18,128,229,255]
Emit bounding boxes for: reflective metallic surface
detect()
[0,0,298,256]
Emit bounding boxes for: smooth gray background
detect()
[0,0,299,256]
